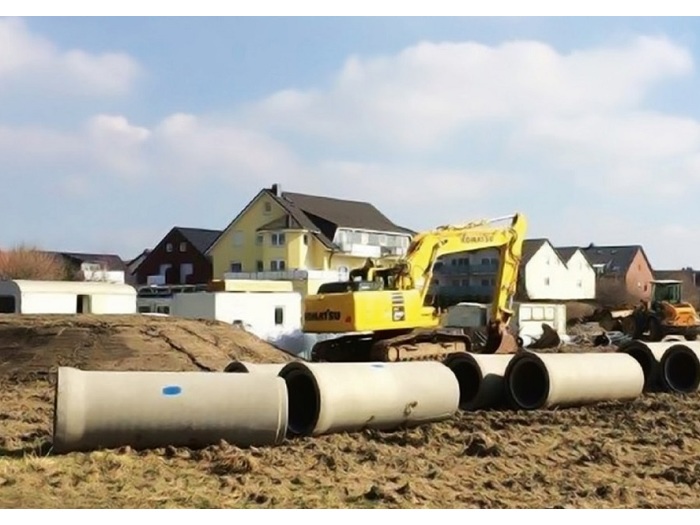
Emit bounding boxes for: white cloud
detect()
[0,17,141,97]
[248,35,693,149]
[4,28,700,266]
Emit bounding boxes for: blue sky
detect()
[3,15,700,270]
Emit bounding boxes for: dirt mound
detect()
[2,377,700,508]
[0,314,294,380]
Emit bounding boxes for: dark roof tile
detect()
[174,227,222,254]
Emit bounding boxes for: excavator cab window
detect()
[316,281,382,294]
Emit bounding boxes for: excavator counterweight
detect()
[303,213,528,363]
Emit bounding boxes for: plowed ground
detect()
[1,315,699,509]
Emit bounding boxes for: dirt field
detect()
[1,315,700,508]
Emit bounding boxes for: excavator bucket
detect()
[523,323,562,350]
[476,322,521,354]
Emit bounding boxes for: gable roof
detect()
[580,244,652,274]
[520,239,548,265]
[280,191,414,235]
[174,227,222,254]
[208,184,414,254]
[49,251,126,272]
[554,245,593,265]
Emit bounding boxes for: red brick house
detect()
[580,244,654,304]
[133,227,222,285]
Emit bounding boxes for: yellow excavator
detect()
[303,213,528,363]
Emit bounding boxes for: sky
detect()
[3,13,700,270]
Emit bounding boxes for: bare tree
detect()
[0,244,71,280]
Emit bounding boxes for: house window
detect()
[264,202,272,214]
[271,260,286,271]
[230,262,242,273]
[256,234,263,245]
[233,231,244,246]
[451,280,459,287]
[271,233,286,246]
[433,279,440,286]
[156,305,170,314]
[274,306,284,326]
[166,243,173,252]
[378,235,387,246]
[544,277,550,286]
[481,279,489,286]
[179,242,187,252]
[481,258,489,265]
[577,279,582,287]
[256,260,264,272]
[368,233,379,245]
[303,234,309,245]
[451,259,457,266]
[180,263,194,284]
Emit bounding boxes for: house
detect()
[125,249,151,285]
[431,239,596,303]
[0,279,137,314]
[133,227,222,286]
[206,183,414,293]
[49,251,127,284]
[430,248,501,303]
[516,240,596,301]
[579,244,654,304]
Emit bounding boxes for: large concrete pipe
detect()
[659,342,700,393]
[278,361,460,437]
[504,352,644,410]
[443,353,514,410]
[53,367,288,454]
[617,340,681,391]
[223,361,287,375]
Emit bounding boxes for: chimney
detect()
[271,183,281,196]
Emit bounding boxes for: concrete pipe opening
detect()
[443,354,481,409]
[507,356,549,410]
[223,361,250,373]
[279,363,321,436]
[662,346,700,393]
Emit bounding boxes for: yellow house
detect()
[206,183,415,292]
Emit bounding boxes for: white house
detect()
[0,280,137,314]
[518,240,596,301]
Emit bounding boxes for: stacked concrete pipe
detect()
[52,367,289,454]
[442,352,514,410]
[504,351,644,410]
[617,340,683,392]
[224,361,287,375]
[658,341,700,393]
[278,361,460,437]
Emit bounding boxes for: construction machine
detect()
[302,213,528,363]
[615,279,700,341]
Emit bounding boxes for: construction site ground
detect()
[1,314,700,509]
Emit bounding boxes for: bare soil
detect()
[1,315,699,509]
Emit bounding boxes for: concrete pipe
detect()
[443,353,514,410]
[53,366,288,454]
[223,361,287,375]
[659,342,700,393]
[278,361,460,437]
[617,340,680,392]
[504,352,644,410]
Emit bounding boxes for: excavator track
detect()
[310,328,520,363]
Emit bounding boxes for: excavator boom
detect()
[303,213,528,363]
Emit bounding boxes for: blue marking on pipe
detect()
[162,385,182,396]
